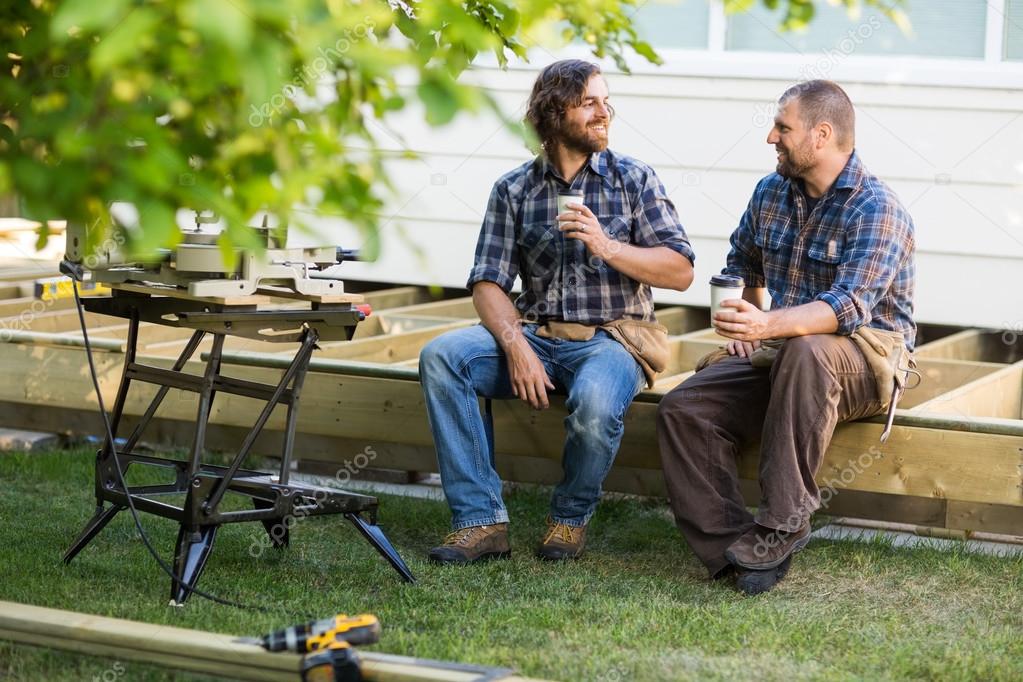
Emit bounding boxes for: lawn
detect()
[1,447,1022,681]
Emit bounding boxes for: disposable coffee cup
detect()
[709,274,745,333]
[557,190,585,228]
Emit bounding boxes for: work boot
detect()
[428,523,510,565]
[724,522,811,571]
[536,517,587,561]
[735,555,793,596]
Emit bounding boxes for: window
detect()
[725,0,988,59]
[631,0,710,50]
[1005,0,1023,60]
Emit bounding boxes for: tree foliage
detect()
[0,0,905,260]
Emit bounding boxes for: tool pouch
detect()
[850,327,916,411]
[538,319,669,388]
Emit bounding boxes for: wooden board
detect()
[910,361,1023,420]
[0,601,543,682]
[111,282,273,306]
[256,285,365,304]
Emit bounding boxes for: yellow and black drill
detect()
[259,614,380,682]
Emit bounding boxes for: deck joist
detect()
[1,281,1022,535]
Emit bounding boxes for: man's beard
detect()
[559,121,609,155]
[775,138,815,179]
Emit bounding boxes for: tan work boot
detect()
[428,523,511,564]
[536,517,587,561]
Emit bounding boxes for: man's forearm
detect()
[765,300,839,338]
[472,281,528,353]
[603,243,693,291]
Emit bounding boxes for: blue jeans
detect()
[419,324,645,529]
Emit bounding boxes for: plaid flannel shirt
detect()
[467,150,694,324]
[724,151,916,349]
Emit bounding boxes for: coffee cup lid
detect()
[558,189,584,196]
[709,274,744,288]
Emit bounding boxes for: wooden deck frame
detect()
[1,284,1022,535]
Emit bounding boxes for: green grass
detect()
[2,448,1023,681]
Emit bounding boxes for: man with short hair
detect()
[657,80,915,594]
[420,59,695,564]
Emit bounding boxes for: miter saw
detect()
[62,213,359,299]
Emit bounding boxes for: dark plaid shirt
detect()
[724,151,916,349]
[467,150,694,324]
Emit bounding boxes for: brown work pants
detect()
[656,334,884,578]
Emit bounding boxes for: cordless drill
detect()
[259,614,380,682]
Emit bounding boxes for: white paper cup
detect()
[557,191,585,228]
[709,274,745,336]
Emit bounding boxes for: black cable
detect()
[70,279,314,618]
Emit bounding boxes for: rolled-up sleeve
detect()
[723,196,765,288]
[815,204,912,335]
[466,183,518,292]
[631,172,695,265]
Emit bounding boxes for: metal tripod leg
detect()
[345,513,416,584]
[170,524,219,605]
[63,504,127,564]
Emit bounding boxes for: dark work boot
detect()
[725,522,811,570]
[429,523,511,565]
[735,555,793,596]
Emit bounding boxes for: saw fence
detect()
[1,276,1022,537]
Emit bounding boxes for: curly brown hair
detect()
[524,60,611,152]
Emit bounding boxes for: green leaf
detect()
[630,40,662,65]
[417,76,458,126]
[131,200,180,260]
[51,0,132,39]
[182,0,253,51]
[241,41,288,112]
[90,8,160,74]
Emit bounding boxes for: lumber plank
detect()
[312,321,473,363]
[0,601,543,682]
[913,328,1022,364]
[255,286,364,304]
[910,361,1023,420]
[111,282,274,306]
[904,358,1006,409]
[654,306,711,335]
[945,500,1023,536]
[374,296,478,319]
[671,329,725,373]
[357,285,433,311]
[913,329,987,360]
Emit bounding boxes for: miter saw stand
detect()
[62,222,415,604]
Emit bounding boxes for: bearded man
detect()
[657,80,916,594]
[420,59,695,564]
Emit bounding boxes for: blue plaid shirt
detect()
[724,151,916,349]
[467,150,694,324]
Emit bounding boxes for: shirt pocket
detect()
[516,221,559,281]
[805,230,845,292]
[754,219,788,252]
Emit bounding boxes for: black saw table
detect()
[63,283,415,604]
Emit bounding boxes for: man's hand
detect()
[558,203,618,260]
[727,339,762,358]
[713,299,771,342]
[506,342,555,410]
